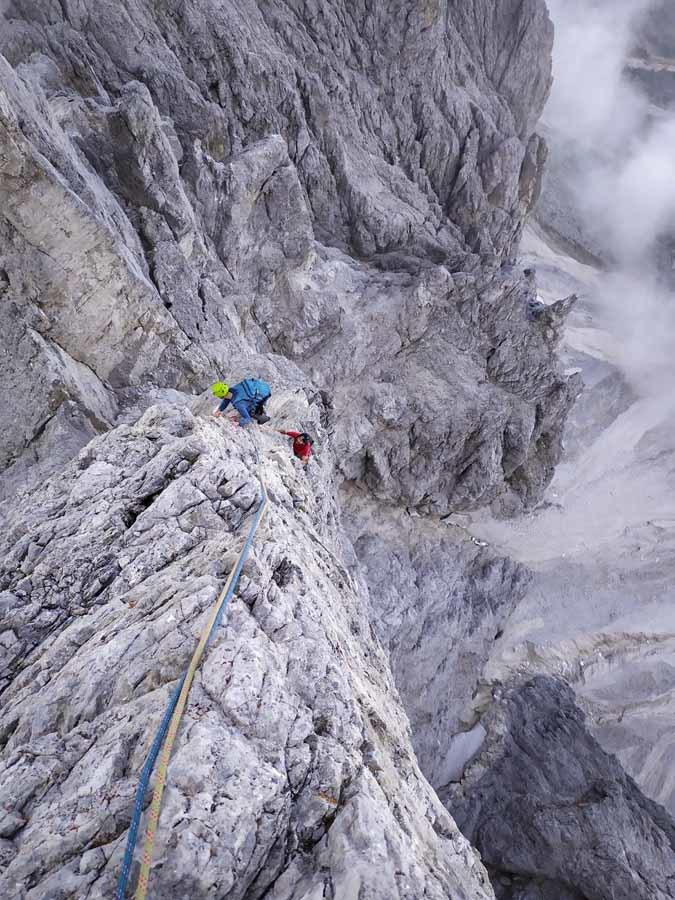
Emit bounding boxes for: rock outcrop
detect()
[296,254,580,516]
[446,676,675,900]
[0,0,552,261]
[344,491,530,788]
[2,1,658,898]
[0,0,578,518]
[0,401,494,900]
[496,0,675,834]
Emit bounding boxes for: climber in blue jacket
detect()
[212,378,271,426]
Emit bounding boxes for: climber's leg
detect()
[251,400,271,425]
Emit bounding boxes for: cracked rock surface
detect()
[0,0,577,517]
[0,403,494,900]
[3,1,667,899]
[446,676,675,900]
[343,490,530,790]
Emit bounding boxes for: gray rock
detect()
[533,127,610,268]
[116,0,542,256]
[343,490,530,789]
[0,0,573,520]
[446,676,675,900]
[0,57,210,474]
[276,249,580,515]
[0,402,494,900]
[503,0,675,828]
[0,1,608,896]
[633,0,675,62]
[0,0,553,263]
[560,367,637,460]
[0,2,577,512]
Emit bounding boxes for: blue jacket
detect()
[218,378,271,425]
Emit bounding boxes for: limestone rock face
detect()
[0,1,635,898]
[0,0,576,519]
[0,57,210,475]
[0,0,552,261]
[446,677,675,900]
[285,254,580,516]
[344,491,530,789]
[0,402,494,900]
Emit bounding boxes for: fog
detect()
[478,2,675,819]
[543,0,675,396]
[545,0,653,146]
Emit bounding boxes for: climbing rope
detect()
[116,430,268,900]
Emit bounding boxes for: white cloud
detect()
[544,0,675,395]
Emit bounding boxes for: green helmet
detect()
[211,381,229,398]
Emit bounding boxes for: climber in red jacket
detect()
[279,430,314,464]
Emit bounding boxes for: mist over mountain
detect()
[0,2,673,899]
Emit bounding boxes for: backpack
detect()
[239,378,271,403]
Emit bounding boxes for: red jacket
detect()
[281,431,312,461]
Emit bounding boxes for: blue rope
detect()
[116,443,266,899]
[115,674,186,899]
[210,490,266,639]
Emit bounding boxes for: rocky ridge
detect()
[0,400,495,899]
[447,676,675,900]
[0,0,577,517]
[1,1,672,899]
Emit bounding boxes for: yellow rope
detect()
[134,449,267,899]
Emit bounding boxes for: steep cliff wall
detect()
[0,0,577,517]
[3,2,667,899]
[448,677,675,900]
[0,400,495,899]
